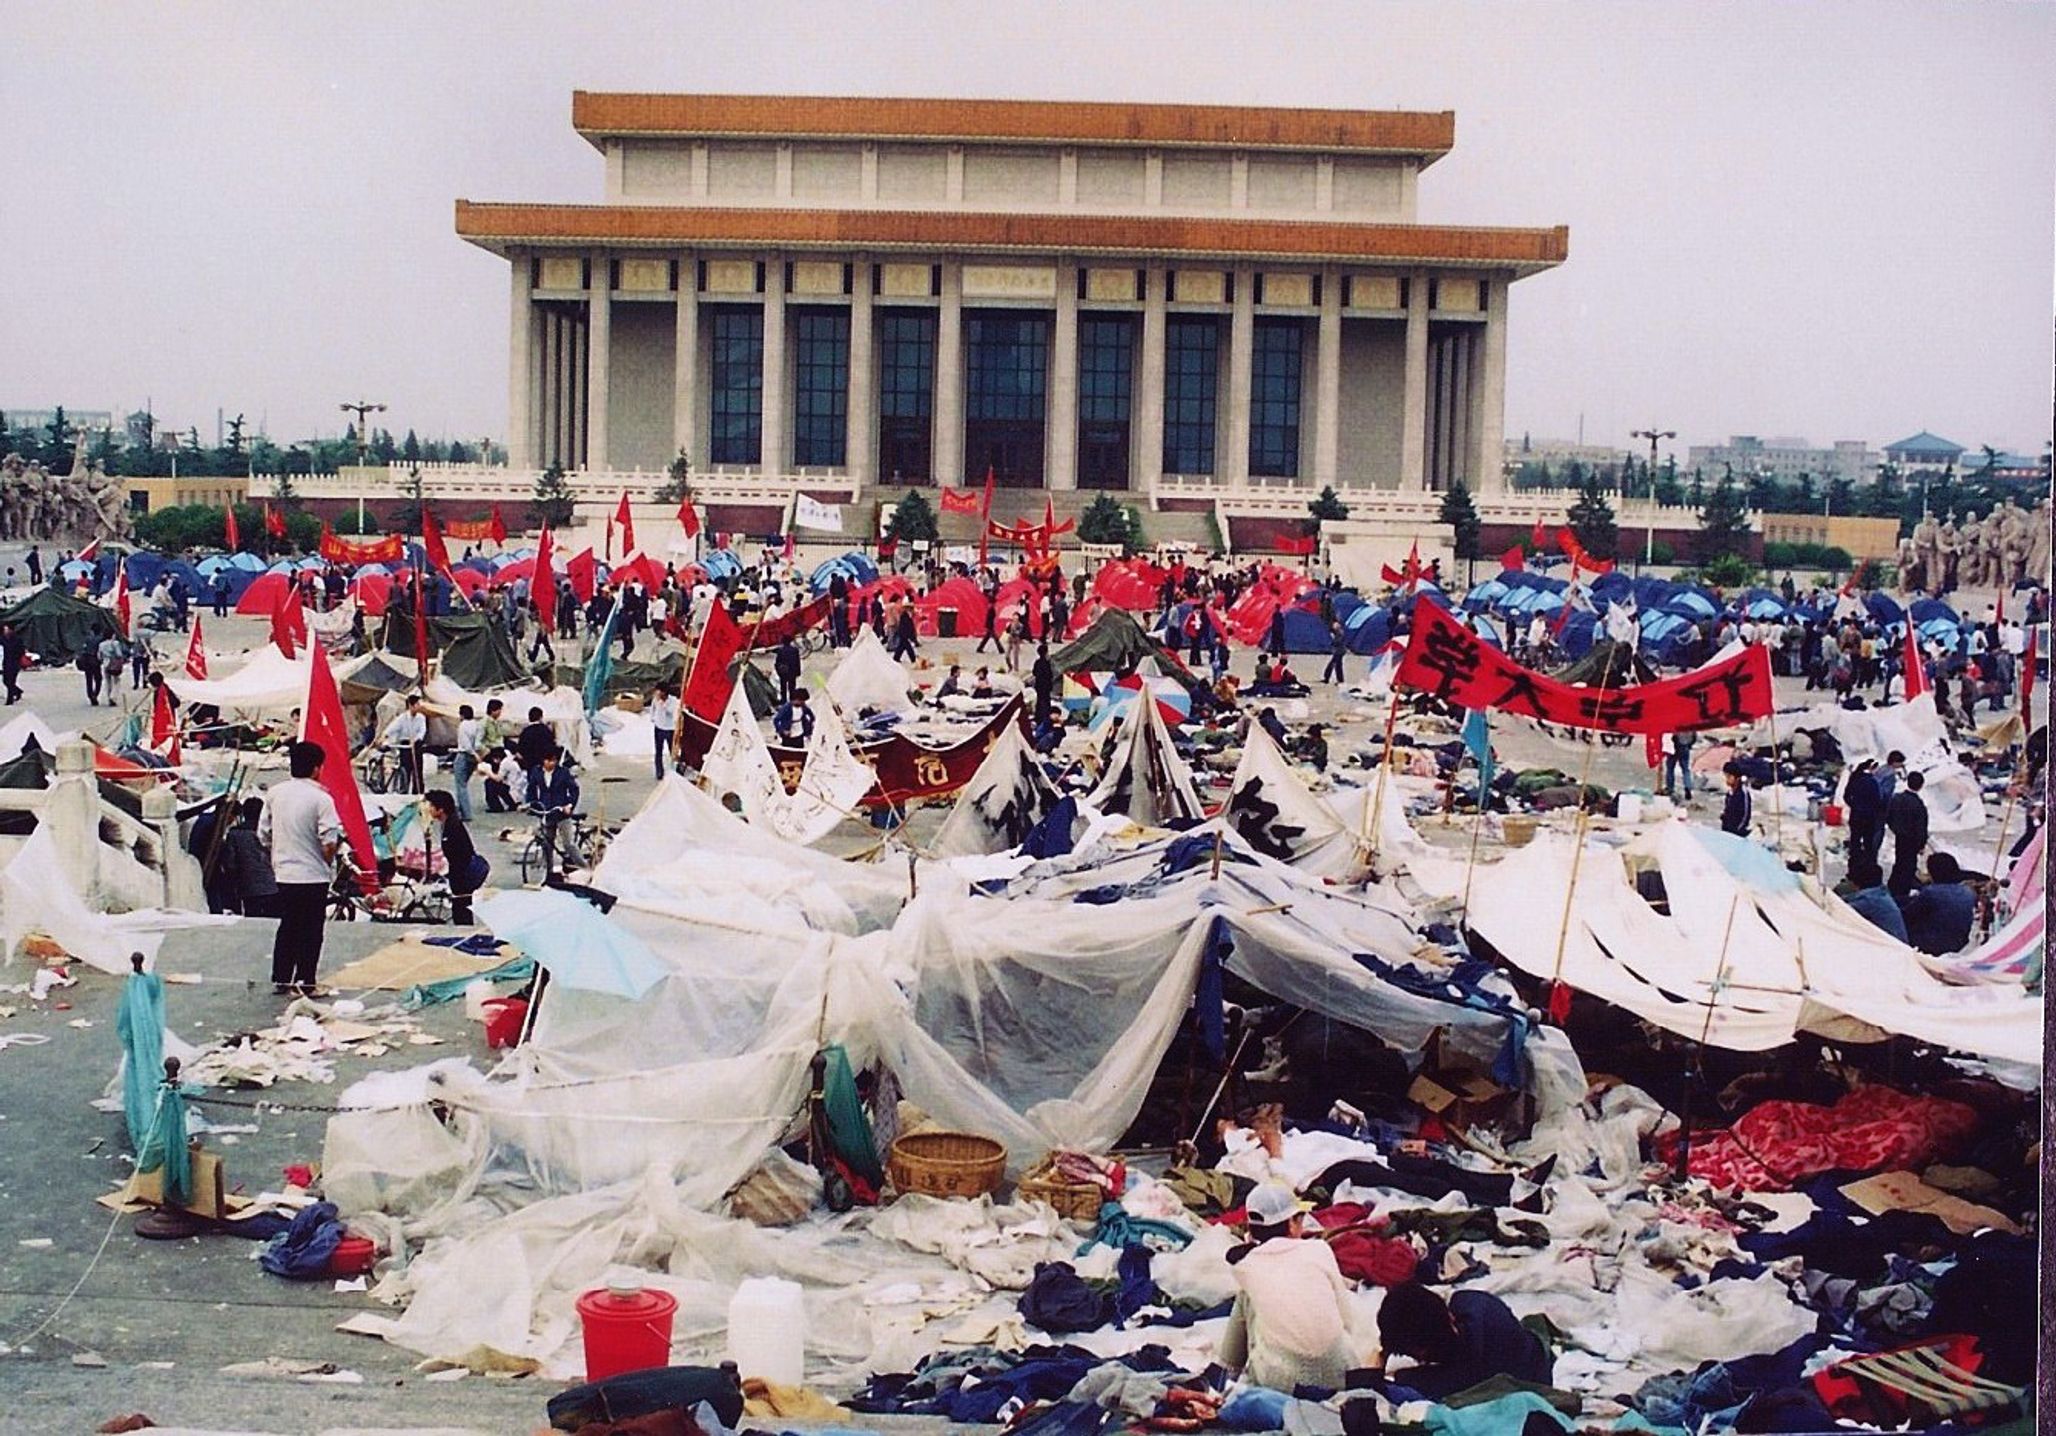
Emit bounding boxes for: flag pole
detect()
[1545,642,1620,1012]
[1361,679,1404,870]
[1459,758,1490,925]
[1674,892,1742,1181]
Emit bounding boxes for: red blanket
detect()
[1661,1086,1979,1192]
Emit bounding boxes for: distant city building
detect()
[124,476,250,516]
[1503,436,1632,476]
[1880,431,1965,476]
[1958,447,2050,483]
[1,407,117,439]
[1686,434,1877,486]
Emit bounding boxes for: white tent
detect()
[421,676,591,766]
[1767,694,1984,833]
[930,718,1062,858]
[824,627,915,717]
[1084,693,1205,828]
[170,646,374,718]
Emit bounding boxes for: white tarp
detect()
[0,827,233,973]
[1770,694,1984,833]
[824,628,915,717]
[697,680,869,845]
[422,676,592,767]
[169,646,373,717]
[931,719,1061,858]
[1213,725,1360,876]
[0,712,62,761]
[1085,693,1205,828]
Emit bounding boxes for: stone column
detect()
[1224,266,1255,485]
[1135,266,1167,489]
[1450,328,1472,489]
[1473,279,1509,493]
[508,259,536,469]
[1312,269,1342,488]
[1400,270,1429,490]
[1047,263,1079,490]
[49,742,103,905]
[1435,335,1457,490]
[672,263,700,470]
[759,258,787,474]
[934,261,965,486]
[847,261,876,484]
[144,784,202,911]
[586,262,611,472]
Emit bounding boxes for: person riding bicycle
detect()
[527,748,581,878]
[380,693,429,793]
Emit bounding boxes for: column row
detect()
[510,258,1507,492]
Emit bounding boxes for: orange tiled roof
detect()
[455,202,1567,273]
[572,92,1455,159]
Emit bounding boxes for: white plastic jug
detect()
[1615,793,1644,824]
[462,980,495,1022]
[726,1276,805,1385]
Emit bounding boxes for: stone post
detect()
[1047,263,1079,490]
[1312,268,1342,489]
[49,742,103,904]
[760,257,788,476]
[586,263,612,472]
[1135,266,1167,490]
[1400,269,1430,491]
[143,784,202,912]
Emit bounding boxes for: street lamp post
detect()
[1630,428,1676,571]
[340,399,387,533]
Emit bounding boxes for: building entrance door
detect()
[964,311,1049,489]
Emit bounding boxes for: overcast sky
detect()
[4,2,2052,462]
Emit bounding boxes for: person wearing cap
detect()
[1719,762,1753,838]
[1216,1182,1364,1392]
[1374,1280,1553,1400]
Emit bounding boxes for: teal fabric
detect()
[136,1080,194,1206]
[582,598,623,716]
[1075,1201,1193,1256]
[819,1043,882,1185]
[403,954,535,1009]
[115,969,165,1157]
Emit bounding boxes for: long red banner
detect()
[678,696,1025,808]
[319,525,405,566]
[1396,599,1775,734]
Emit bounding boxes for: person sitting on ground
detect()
[1374,1279,1553,1400]
[774,688,815,745]
[1898,851,1978,956]
[936,664,964,701]
[483,746,521,814]
[1258,706,1288,748]
[971,665,998,700]
[1299,722,1329,773]
[1217,1183,1364,1393]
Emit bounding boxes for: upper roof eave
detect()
[455,201,1568,276]
[570,92,1456,165]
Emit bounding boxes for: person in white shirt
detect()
[257,741,343,996]
[1217,1183,1364,1392]
[647,683,681,781]
[451,703,484,821]
[381,693,429,793]
[483,747,523,813]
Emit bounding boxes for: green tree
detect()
[1077,493,1129,546]
[1566,474,1618,559]
[1702,552,1755,588]
[221,413,248,467]
[401,465,430,535]
[1826,476,1854,515]
[1792,472,1816,511]
[42,407,74,469]
[1696,472,1751,563]
[401,428,422,464]
[271,468,300,505]
[532,460,575,527]
[446,439,472,464]
[370,428,398,465]
[1306,485,1351,524]
[1653,460,1684,507]
[654,448,691,503]
[885,488,938,543]
[1438,480,1482,560]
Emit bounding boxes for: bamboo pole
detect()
[1544,644,1620,995]
[1674,891,1743,1180]
[1361,682,1405,867]
[1459,781,1491,926]
[1765,702,1786,850]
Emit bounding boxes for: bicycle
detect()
[326,854,455,925]
[517,809,617,885]
[357,746,395,796]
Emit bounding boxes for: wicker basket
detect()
[1502,815,1538,848]
[887,1132,1007,1199]
[1015,1159,1107,1222]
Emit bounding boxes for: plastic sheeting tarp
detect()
[1767,694,1985,833]
[0,827,233,973]
[169,646,374,717]
[824,628,915,717]
[1084,692,1205,828]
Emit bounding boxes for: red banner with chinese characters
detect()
[939,488,983,515]
[678,696,1025,807]
[1396,599,1775,734]
[445,505,509,544]
[741,594,832,650]
[319,524,405,566]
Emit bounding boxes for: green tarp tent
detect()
[1048,608,1205,698]
[547,651,687,704]
[379,613,526,691]
[0,587,116,661]
[1554,638,1658,688]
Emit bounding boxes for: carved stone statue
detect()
[2028,496,2053,589]
[0,441,131,545]
[1936,515,1963,592]
[1910,512,1941,594]
[1956,510,1988,589]
[1993,497,2029,589]
[1895,534,1920,591]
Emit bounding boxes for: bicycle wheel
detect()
[401,892,452,925]
[360,758,388,795]
[518,831,547,886]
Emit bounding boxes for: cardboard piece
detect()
[1407,1069,1512,1130]
[1839,1170,2022,1237]
[102,1147,232,1220]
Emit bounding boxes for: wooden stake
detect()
[1545,644,1620,990]
[1459,782,1490,925]
[1362,681,1404,866]
[1765,701,1786,850]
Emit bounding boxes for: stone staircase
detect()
[857,485,1218,553]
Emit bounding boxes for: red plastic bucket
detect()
[482,997,529,1049]
[576,1285,677,1381]
[328,1236,377,1276]
[1821,802,1845,828]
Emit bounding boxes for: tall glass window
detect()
[1249,318,1303,478]
[708,306,764,465]
[965,315,1049,421]
[1077,315,1134,489]
[1162,315,1219,476]
[878,309,936,483]
[792,309,850,467]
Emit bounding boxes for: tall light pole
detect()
[1630,428,1675,570]
[340,399,387,532]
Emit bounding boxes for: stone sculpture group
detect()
[1895,495,2049,595]
[0,439,135,545]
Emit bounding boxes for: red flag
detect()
[1381,541,1426,587]
[566,547,598,605]
[2018,627,2035,719]
[682,600,745,723]
[150,682,176,748]
[977,466,996,567]
[604,516,615,564]
[111,567,131,637]
[489,504,508,546]
[1499,544,1526,571]
[184,617,208,681]
[1277,535,1317,557]
[876,534,898,561]
[271,585,305,658]
[615,492,635,555]
[533,527,555,635]
[264,503,286,539]
[421,508,453,577]
[1902,621,1927,700]
[303,642,380,895]
[677,497,701,538]
[1531,516,1548,549]
[1551,556,1583,636]
[411,568,431,674]
[782,531,795,563]
[1645,731,1664,769]
[78,538,101,563]
[224,503,240,552]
